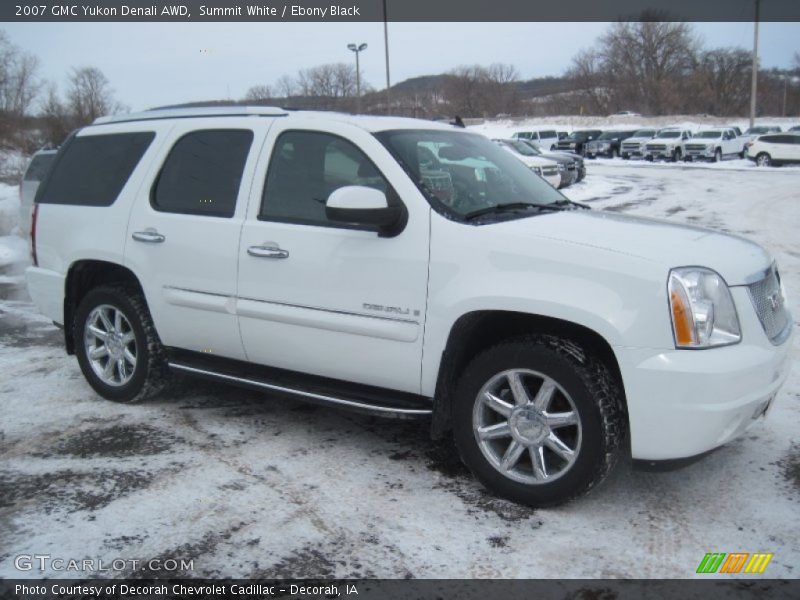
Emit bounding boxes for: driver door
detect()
[236,119,430,394]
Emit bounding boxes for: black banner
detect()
[3,0,800,23]
[2,579,800,600]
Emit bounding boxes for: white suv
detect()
[745,133,800,166]
[26,107,793,507]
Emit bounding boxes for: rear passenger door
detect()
[125,121,267,360]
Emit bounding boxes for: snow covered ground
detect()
[0,164,798,579]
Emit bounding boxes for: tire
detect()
[756,152,771,167]
[621,154,629,160]
[714,148,722,163]
[611,148,619,158]
[672,148,682,162]
[453,335,626,507]
[74,285,170,403]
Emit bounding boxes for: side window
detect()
[152,129,253,218]
[37,132,154,206]
[260,130,391,228]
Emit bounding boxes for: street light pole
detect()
[749,0,760,129]
[383,0,391,115]
[347,42,368,114]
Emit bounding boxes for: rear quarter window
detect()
[760,135,789,144]
[37,132,155,206]
[23,154,56,182]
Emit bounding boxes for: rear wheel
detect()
[453,336,626,507]
[74,286,170,403]
[756,152,771,167]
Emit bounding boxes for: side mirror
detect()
[326,186,405,237]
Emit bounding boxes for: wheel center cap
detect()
[107,334,123,357]
[509,406,548,444]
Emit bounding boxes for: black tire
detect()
[755,152,771,167]
[74,285,170,403]
[621,153,629,160]
[453,335,626,507]
[714,148,722,162]
[672,148,682,162]
[611,148,619,158]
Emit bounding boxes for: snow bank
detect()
[0,182,22,237]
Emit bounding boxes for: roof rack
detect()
[93,105,288,125]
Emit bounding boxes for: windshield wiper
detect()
[463,202,565,221]
[553,198,591,210]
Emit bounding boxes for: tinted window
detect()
[760,135,791,144]
[152,130,253,218]
[260,130,390,228]
[37,133,154,206]
[24,153,56,182]
[539,130,557,138]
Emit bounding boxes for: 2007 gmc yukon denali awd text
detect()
[26,107,793,507]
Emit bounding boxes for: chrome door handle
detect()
[247,244,289,259]
[132,229,165,243]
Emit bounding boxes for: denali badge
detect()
[363,303,419,317]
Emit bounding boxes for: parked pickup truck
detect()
[682,128,745,162]
[643,128,693,162]
[585,130,636,159]
[620,129,657,159]
[554,130,602,156]
[26,107,793,508]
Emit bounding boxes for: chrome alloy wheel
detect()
[472,369,582,485]
[84,304,137,387]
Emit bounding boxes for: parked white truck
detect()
[682,128,746,162]
[643,128,693,162]
[25,107,793,507]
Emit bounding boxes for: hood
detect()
[623,136,650,143]
[649,136,683,144]
[541,152,572,165]
[490,210,771,285]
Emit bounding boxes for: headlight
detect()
[668,267,741,348]
[532,166,542,175]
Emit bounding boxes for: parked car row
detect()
[510,124,796,167]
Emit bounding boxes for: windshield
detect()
[565,131,592,141]
[375,129,564,218]
[695,131,722,139]
[597,131,620,140]
[631,129,655,138]
[657,131,682,138]
[500,140,538,156]
[745,127,769,134]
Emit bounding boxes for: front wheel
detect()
[453,336,626,507]
[714,148,722,162]
[672,148,682,162]
[74,286,170,403]
[756,152,771,167]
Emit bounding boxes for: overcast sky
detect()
[4,21,799,111]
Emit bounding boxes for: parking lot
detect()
[1,162,798,579]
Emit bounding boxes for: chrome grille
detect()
[646,144,667,151]
[685,144,707,151]
[747,266,791,343]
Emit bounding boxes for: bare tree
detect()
[243,84,274,102]
[0,31,41,117]
[275,74,296,98]
[693,48,752,115]
[40,83,73,146]
[66,66,122,125]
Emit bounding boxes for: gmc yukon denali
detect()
[26,107,793,507]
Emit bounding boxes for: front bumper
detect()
[644,146,678,159]
[684,148,716,160]
[617,287,794,461]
